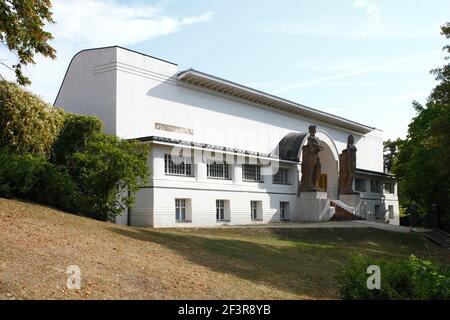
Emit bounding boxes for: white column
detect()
[194,149,207,182]
[233,155,243,184]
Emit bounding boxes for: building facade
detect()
[55,46,399,227]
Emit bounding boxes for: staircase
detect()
[330,200,363,221]
[422,229,450,249]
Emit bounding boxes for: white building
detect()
[55,46,399,227]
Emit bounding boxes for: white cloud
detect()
[50,0,214,47]
[0,0,214,102]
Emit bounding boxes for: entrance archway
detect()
[297,130,339,200]
[318,139,339,199]
[277,129,340,200]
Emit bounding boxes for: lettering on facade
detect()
[155,123,194,135]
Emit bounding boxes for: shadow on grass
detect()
[107,227,429,298]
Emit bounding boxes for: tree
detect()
[0,0,56,85]
[383,139,400,173]
[0,80,64,155]
[69,134,150,221]
[393,23,450,230]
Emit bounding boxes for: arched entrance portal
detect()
[318,140,339,199]
[314,130,339,199]
[277,129,339,200]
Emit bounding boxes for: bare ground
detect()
[0,197,448,300]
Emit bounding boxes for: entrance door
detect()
[319,173,328,190]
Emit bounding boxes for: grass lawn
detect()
[0,197,448,300]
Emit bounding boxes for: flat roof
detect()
[178,69,376,134]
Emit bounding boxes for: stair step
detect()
[423,230,450,249]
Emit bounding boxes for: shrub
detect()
[51,113,102,166]
[0,147,48,197]
[69,133,150,221]
[0,81,64,156]
[337,254,450,300]
[29,163,78,212]
[0,147,78,210]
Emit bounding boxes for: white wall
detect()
[56,47,385,172]
[55,46,398,227]
[133,144,297,227]
[54,47,118,135]
[113,47,383,172]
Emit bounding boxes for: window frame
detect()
[355,178,367,192]
[280,201,289,220]
[175,198,187,221]
[384,181,395,194]
[250,200,262,221]
[207,160,231,180]
[370,179,382,193]
[164,154,193,177]
[273,167,290,185]
[242,164,263,182]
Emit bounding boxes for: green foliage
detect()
[0,147,76,210]
[0,146,47,197]
[29,162,77,212]
[69,134,150,221]
[393,23,450,231]
[0,82,150,221]
[337,254,450,300]
[0,0,56,85]
[51,113,103,166]
[0,81,64,155]
[383,139,400,174]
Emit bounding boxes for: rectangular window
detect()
[273,168,290,184]
[388,205,394,219]
[165,154,193,176]
[216,200,225,221]
[251,201,258,220]
[384,182,395,194]
[355,178,366,192]
[207,161,230,179]
[175,198,187,221]
[280,202,289,220]
[250,201,262,220]
[370,179,381,193]
[243,164,262,182]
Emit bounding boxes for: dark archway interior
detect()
[277,132,307,161]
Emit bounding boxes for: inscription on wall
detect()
[155,122,194,135]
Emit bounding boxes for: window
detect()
[165,154,193,176]
[216,200,225,220]
[355,178,366,192]
[175,198,187,221]
[273,168,290,184]
[207,161,230,179]
[388,205,394,219]
[216,200,230,221]
[370,179,382,193]
[250,201,262,220]
[243,164,262,182]
[384,182,395,194]
[280,202,289,220]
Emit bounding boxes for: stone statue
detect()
[338,135,357,194]
[300,125,324,192]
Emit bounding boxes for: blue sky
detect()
[1,0,449,139]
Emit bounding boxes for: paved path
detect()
[216,220,415,233]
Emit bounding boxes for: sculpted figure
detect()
[300,125,324,192]
[339,135,357,194]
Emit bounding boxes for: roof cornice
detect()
[178,69,375,134]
